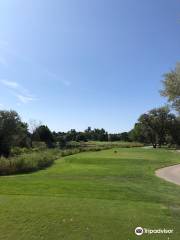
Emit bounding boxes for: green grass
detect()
[0,148,180,239]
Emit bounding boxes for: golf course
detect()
[0,147,180,240]
[1,1,180,239]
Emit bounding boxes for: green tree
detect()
[0,110,28,156]
[166,117,180,147]
[66,129,77,141]
[135,107,175,148]
[119,132,130,141]
[33,125,54,148]
[161,63,180,113]
[129,123,147,143]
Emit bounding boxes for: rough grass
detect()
[0,148,180,239]
[0,149,61,175]
[0,145,114,175]
[84,141,144,148]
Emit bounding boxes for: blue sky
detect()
[0,0,180,133]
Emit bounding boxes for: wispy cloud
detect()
[16,94,37,104]
[0,79,37,104]
[1,79,19,89]
[46,70,71,87]
[0,39,71,89]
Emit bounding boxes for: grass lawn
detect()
[0,148,180,239]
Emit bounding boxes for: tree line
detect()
[0,112,132,157]
[0,63,180,156]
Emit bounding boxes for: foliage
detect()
[0,149,60,175]
[161,63,180,113]
[108,132,130,141]
[11,147,31,156]
[31,141,47,149]
[66,141,81,148]
[32,125,55,148]
[0,140,144,175]
[131,106,178,148]
[166,117,180,147]
[0,110,29,157]
[54,127,108,144]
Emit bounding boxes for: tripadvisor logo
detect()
[135,227,144,236]
[135,226,174,236]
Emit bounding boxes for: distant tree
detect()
[85,127,93,140]
[33,125,54,148]
[85,127,92,133]
[119,132,130,141]
[93,128,108,141]
[135,107,175,148]
[28,119,43,147]
[160,63,180,113]
[166,117,180,147]
[66,129,77,141]
[53,132,67,149]
[28,119,42,134]
[75,132,87,142]
[129,124,147,143]
[84,127,108,141]
[58,136,67,149]
[0,110,28,156]
[108,133,122,141]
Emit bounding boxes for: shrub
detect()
[61,149,80,157]
[11,147,31,156]
[0,141,144,176]
[0,149,60,175]
[66,141,81,149]
[32,141,47,149]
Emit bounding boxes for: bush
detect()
[0,141,144,176]
[32,141,47,149]
[61,149,81,157]
[11,147,31,156]
[0,149,60,175]
[66,141,81,149]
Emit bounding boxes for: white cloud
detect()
[16,94,37,104]
[1,79,19,89]
[0,79,37,104]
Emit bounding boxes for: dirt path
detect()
[156,164,180,186]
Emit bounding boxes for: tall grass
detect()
[0,146,107,175]
[0,149,61,175]
[0,141,143,175]
[83,141,144,148]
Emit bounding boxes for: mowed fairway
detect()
[0,148,180,240]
